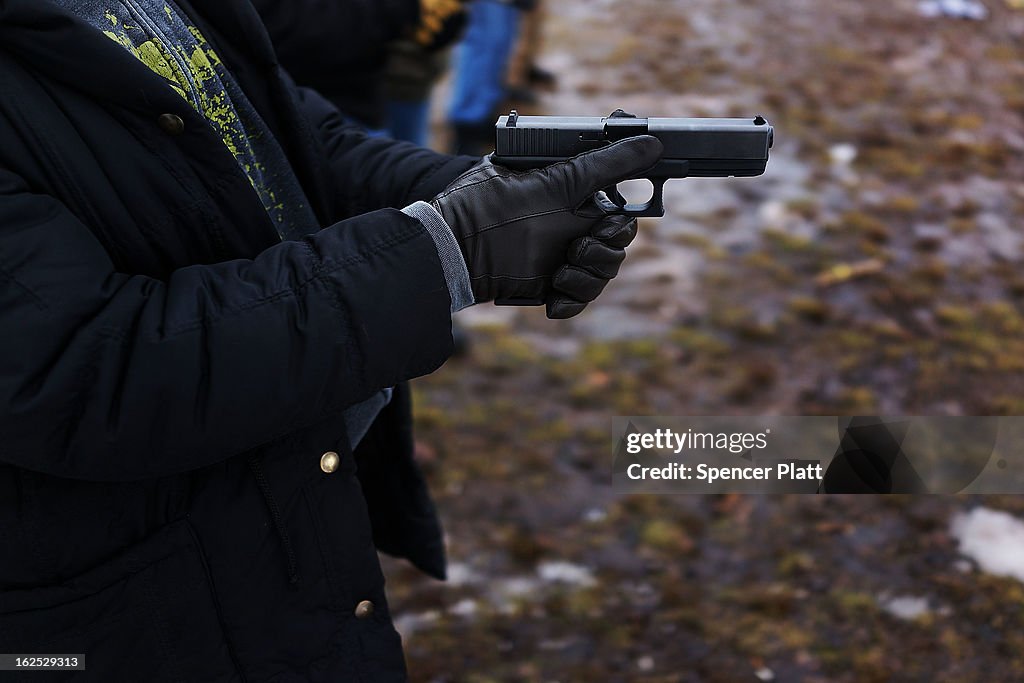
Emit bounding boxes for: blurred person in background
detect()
[253,0,469,135]
[505,0,556,104]
[447,0,536,154]
[382,40,453,146]
[0,0,661,679]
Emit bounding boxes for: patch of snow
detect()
[537,561,597,587]
[448,599,479,618]
[445,562,479,587]
[951,507,1024,582]
[918,0,988,20]
[758,200,789,228]
[880,595,931,620]
[829,144,858,167]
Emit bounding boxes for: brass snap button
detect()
[157,113,185,136]
[354,600,374,619]
[320,451,340,474]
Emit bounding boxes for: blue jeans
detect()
[448,1,521,126]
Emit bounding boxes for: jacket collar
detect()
[0,0,334,226]
[0,0,278,111]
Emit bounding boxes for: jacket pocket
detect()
[0,519,243,682]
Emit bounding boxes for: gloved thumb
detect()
[552,135,664,201]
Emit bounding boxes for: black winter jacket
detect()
[0,0,475,680]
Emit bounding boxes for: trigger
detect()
[599,185,627,211]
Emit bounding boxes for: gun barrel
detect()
[493,112,774,178]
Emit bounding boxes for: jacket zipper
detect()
[246,454,300,585]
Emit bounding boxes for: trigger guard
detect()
[596,178,668,218]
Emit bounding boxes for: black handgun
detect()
[492,109,775,218]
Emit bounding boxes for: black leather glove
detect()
[430,135,663,319]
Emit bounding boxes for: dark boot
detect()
[505,85,539,105]
[527,64,557,87]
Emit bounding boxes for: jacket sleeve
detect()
[293,85,478,217]
[0,166,454,482]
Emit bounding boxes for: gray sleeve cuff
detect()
[402,201,474,312]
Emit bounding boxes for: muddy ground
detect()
[389,1,1024,680]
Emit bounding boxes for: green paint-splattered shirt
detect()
[55,0,318,240]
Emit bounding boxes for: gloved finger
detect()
[552,264,610,303]
[546,295,589,320]
[602,186,627,210]
[592,215,638,248]
[552,135,664,202]
[567,236,626,279]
